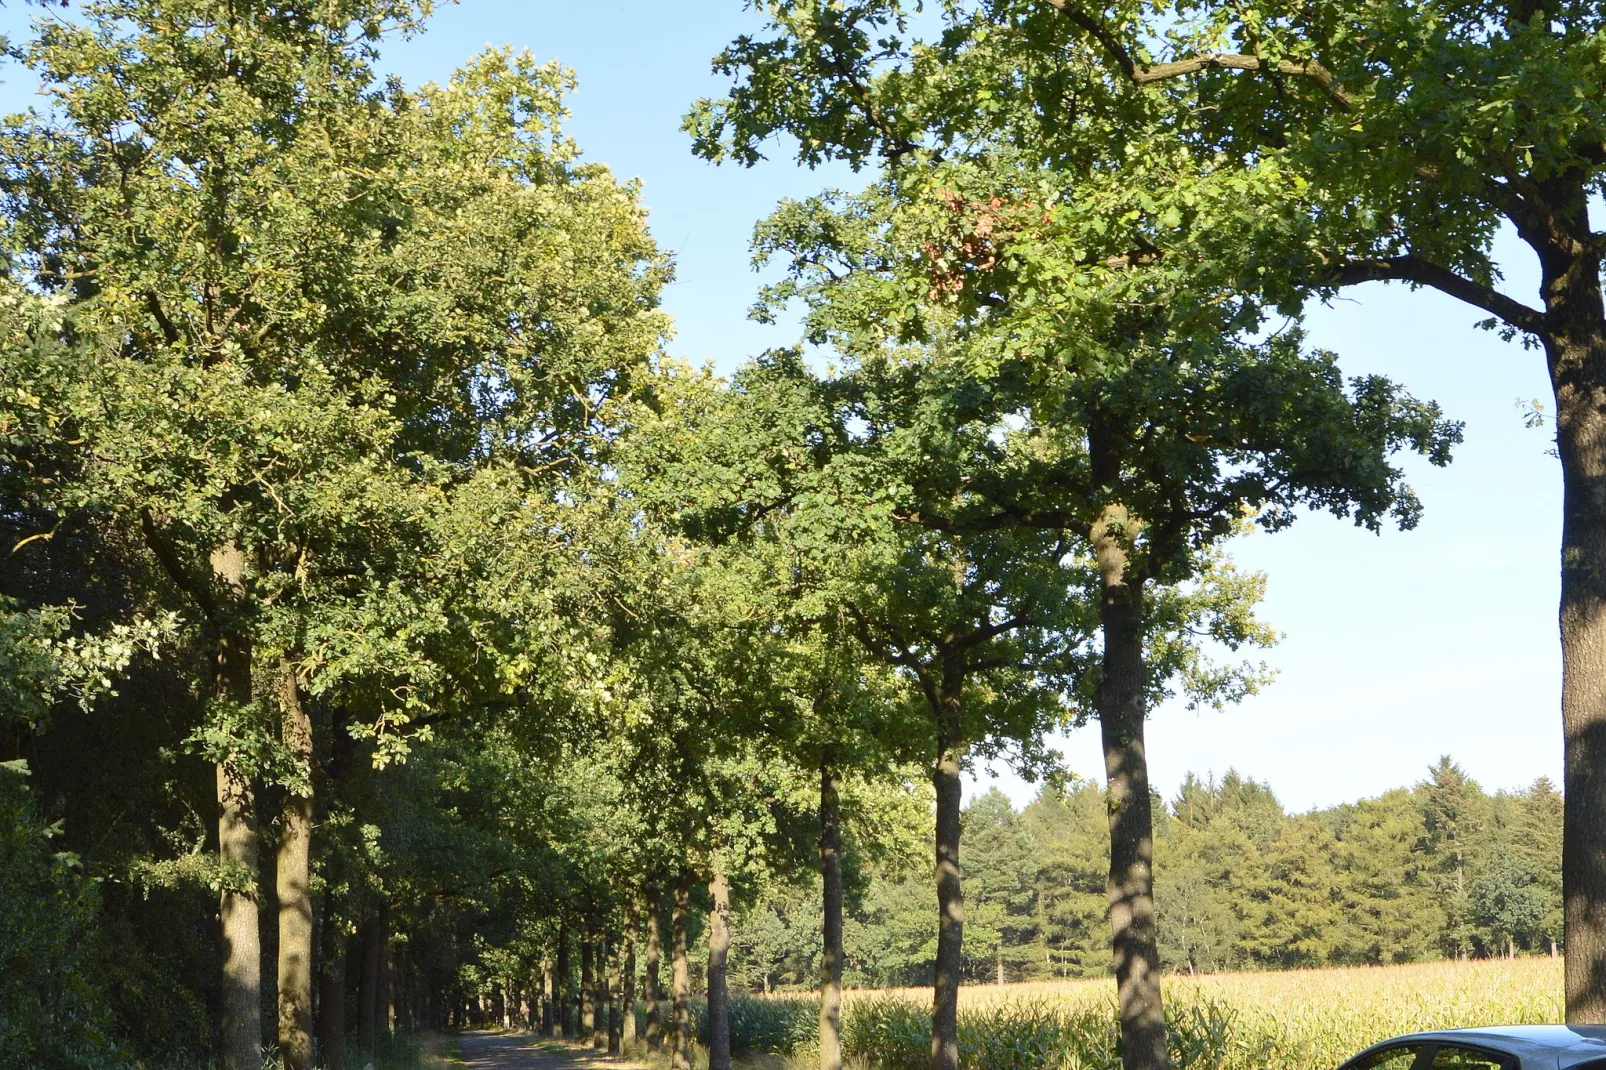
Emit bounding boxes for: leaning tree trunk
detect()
[931,655,966,1070]
[819,755,845,1070]
[1093,509,1167,1070]
[1534,181,1606,1023]
[276,661,315,1070]
[708,867,733,1070]
[645,892,664,1051]
[671,872,693,1070]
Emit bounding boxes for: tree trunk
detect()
[931,657,966,1070]
[1539,202,1606,1023]
[1094,528,1168,1070]
[580,935,596,1043]
[557,923,572,1038]
[819,755,844,1070]
[276,661,315,1070]
[623,924,639,1054]
[671,872,693,1070]
[608,938,623,1055]
[708,868,733,1070]
[645,892,664,1051]
[217,757,262,1070]
[593,936,609,1052]
[209,542,262,1070]
[542,959,555,1037]
[316,897,345,1070]
[358,910,386,1056]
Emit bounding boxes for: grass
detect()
[724,957,1564,1070]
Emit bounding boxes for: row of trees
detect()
[0,3,1598,1070]
[729,765,1564,993]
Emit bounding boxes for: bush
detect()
[0,770,121,1070]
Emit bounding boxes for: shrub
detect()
[0,770,120,1070]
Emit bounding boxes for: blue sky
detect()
[0,1,1563,813]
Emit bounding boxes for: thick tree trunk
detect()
[557,923,572,1038]
[931,657,966,1070]
[276,662,315,1070]
[645,893,664,1051]
[218,758,262,1070]
[316,904,345,1070]
[1537,199,1606,1023]
[671,872,692,1070]
[708,868,733,1070]
[623,924,638,1053]
[580,935,596,1043]
[1094,527,1167,1070]
[819,757,844,1070]
[208,541,262,1070]
[608,938,623,1055]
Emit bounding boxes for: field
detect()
[721,958,1565,1070]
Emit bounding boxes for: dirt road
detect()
[455,1032,653,1070]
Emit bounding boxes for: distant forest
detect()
[726,759,1562,992]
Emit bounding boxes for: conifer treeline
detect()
[728,760,1563,992]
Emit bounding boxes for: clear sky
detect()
[0,1,1564,814]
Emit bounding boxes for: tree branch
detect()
[1043,2,1355,113]
[1329,254,1549,337]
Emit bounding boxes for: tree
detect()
[696,0,1606,1018]
[689,14,1461,1064]
[0,4,669,1063]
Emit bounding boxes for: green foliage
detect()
[0,770,120,1070]
[727,763,1564,988]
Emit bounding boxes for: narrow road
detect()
[456,1032,651,1070]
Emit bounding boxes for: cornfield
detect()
[720,958,1563,1070]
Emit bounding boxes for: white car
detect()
[1340,1027,1606,1070]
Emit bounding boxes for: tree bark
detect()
[580,935,596,1043]
[316,903,345,1070]
[1536,187,1606,1023]
[645,891,664,1051]
[1093,512,1168,1070]
[623,922,638,1053]
[593,936,608,1052]
[819,755,844,1070]
[209,540,262,1070]
[542,959,555,1037]
[930,656,966,1070]
[608,937,624,1055]
[708,868,733,1070]
[217,758,262,1070]
[557,923,572,1038]
[276,661,315,1070]
[671,872,693,1070]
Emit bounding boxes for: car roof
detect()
[1361,1026,1606,1068]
